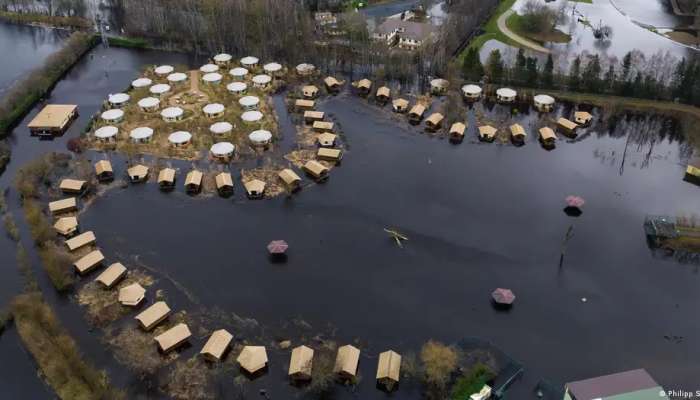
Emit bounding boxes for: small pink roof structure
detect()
[267,240,289,255]
[565,195,585,208]
[491,288,515,305]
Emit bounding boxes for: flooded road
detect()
[1,19,700,400]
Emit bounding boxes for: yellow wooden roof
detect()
[237,346,268,374]
[74,250,104,274]
[200,329,233,360]
[66,231,96,251]
[95,263,127,288]
[304,160,329,177]
[278,169,301,185]
[289,345,314,377]
[334,345,360,377]
[215,172,233,189]
[155,323,191,352]
[27,104,77,129]
[135,301,171,330]
[376,350,401,382]
[185,170,203,186]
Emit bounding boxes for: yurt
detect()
[168,131,192,147]
[252,74,272,89]
[210,121,233,135]
[94,125,118,142]
[241,110,263,124]
[154,65,174,76]
[101,109,124,123]
[108,93,130,108]
[213,53,232,66]
[533,94,555,112]
[167,72,188,85]
[229,67,249,80]
[430,78,449,95]
[496,87,517,103]
[296,63,316,76]
[202,72,223,85]
[239,95,260,110]
[227,81,248,95]
[149,83,171,96]
[249,130,272,146]
[200,63,219,73]
[129,127,154,144]
[138,97,160,112]
[131,77,152,89]
[203,103,225,118]
[461,84,482,101]
[240,56,259,68]
[263,62,282,76]
[210,141,235,161]
[161,106,184,122]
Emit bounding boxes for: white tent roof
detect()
[296,63,315,73]
[241,110,263,122]
[130,126,154,140]
[214,53,232,63]
[154,65,174,75]
[150,83,171,94]
[203,103,225,115]
[249,130,272,143]
[101,109,124,121]
[95,125,118,139]
[161,106,184,119]
[263,62,282,73]
[168,131,192,144]
[210,121,233,134]
[167,72,188,82]
[462,84,482,95]
[239,96,260,107]
[252,74,272,84]
[138,97,160,108]
[108,93,130,104]
[240,56,259,66]
[200,63,219,73]
[229,67,249,77]
[202,72,222,82]
[210,141,235,156]
[534,94,555,105]
[131,77,152,88]
[227,82,247,92]
[497,87,517,98]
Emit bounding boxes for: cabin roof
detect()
[376,86,391,98]
[376,350,401,382]
[478,125,497,138]
[557,117,578,130]
[27,104,77,129]
[49,197,77,213]
[95,160,113,175]
[118,283,146,306]
[215,172,233,189]
[135,301,171,330]
[393,98,409,108]
[66,231,96,251]
[59,179,86,192]
[539,127,557,140]
[318,148,342,160]
[74,250,104,274]
[324,76,340,87]
[510,123,526,137]
[54,216,78,235]
[426,113,444,125]
[295,99,315,108]
[304,111,324,120]
[334,345,360,376]
[279,169,301,185]
[200,329,233,360]
[237,345,268,374]
[304,160,329,177]
[574,111,593,121]
[289,345,314,377]
[357,79,372,89]
[95,263,127,288]
[185,170,203,187]
[158,168,176,184]
[244,179,266,194]
[409,104,426,116]
[450,122,466,136]
[303,85,319,95]
[317,132,337,146]
[312,121,334,130]
[128,164,149,178]
[155,323,192,352]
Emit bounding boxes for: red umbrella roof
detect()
[492,288,515,305]
[267,240,289,254]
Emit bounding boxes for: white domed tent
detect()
[154,65,174,76]
[227,81,247,95]
[533,94,555,112]
[202,103,225,118]
[131,77,152,89]
[168,131,192,147]
[202,72,223,84]
[167,72,188,84]
[149,83,171,96]
[252,74,272,88]
[241,110,263,124]
[200,63,219,73]
[296,63,315,76]
[210,141,235,161]
[161,106,184,122]
[263,62,282,75]
[108,93,130,108]
[138,97,160,112]
[101,109,124,123]
[240,56,259,68]
[210,121,233,135]
[239,96,260,110]
[496,88,517,103]
[94,126,118,142]
[229,67,249,80]
[461,84,482,101]
[430,78,449,95]
[130,127,154,143]
[213,53,232,66]
[249,130,272,146]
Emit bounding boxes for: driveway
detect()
[497,9,551,54]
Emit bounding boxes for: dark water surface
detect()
[1,24,700,399]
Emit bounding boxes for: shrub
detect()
[420,340,458,391]
[23,200,55,245]
[2,212,20,241]
[38,243,75,292]
[450,363,496,400]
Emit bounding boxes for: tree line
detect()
[462,46,700,107]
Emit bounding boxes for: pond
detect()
[1,21,700,400]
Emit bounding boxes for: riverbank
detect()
[0,11,91,30]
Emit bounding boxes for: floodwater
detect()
[2,19,700,400]
[0,22,68,94]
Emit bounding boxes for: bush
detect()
[450,363,496,400]
[23,200,55,245]
[421,340,458,391]
[38,243,75,292]
[519,0,558,33]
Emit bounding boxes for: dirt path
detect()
[189,70,200,93]
[497,9,551,54]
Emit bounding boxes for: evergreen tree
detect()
[581,55,602,93]
[461,47,484,82]
[603,65,616,93]
[515,48,528,84]
[568,56,581,91]
[485,49,505,83]
[526,57,539,85]
[541,54,554,88]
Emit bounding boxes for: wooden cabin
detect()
[49,197,77,215]
[155,323,192,353]
[295,99,315,111]
[185,170,203,194]
[95,263,127,289]
[317,132,337,147]
[425,113,444,131]
[127,164,149,183]
[215,172,234,196]
[376,86,391,104]
[685,160,700,182]
[59,179,86,194]
[135,301,171,331]
[356,79,372,96]
[54,216,78,237]
[244,179,266,199]
[478,125,497,142]
[574,111,593,126]
[303,160,329,181]
[237,346,268,375]
[317,148,342,163]
[66,231,96,252]
[557,117,578,137]
[27,104,78,136]
[302,85,319,99]
[392,98,409,113]
[539,127,557,148]
[510,123,527,144]
[118,282,146,306]
[278,169,302,192]
[376,350,401,391]
[289,345,314,382]
[312,121,334,133]
[200,329,233,362]
[303,111,324,124]
[324,76,342,93]
[158,168,176,190]
[334,345,360,380]
[74,250,104,275]
[408,104,426,124]
[449,122,466,143]
[94,160,114,182]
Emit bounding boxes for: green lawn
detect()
[459,0,520,60]
[505,12,572,44]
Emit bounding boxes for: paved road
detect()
[497,9,551,54]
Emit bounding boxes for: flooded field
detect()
[2,19,700,400]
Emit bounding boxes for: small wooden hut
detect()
[408,104,426,124]
[95,263,127,289]
[510,123,527,144]
[539,127,557,147]
[127,164,149,183]
[185,170,203,194]
[289,345,314,382]
[317,132,337,147]
[215,172,234,196]
[557,117,578,137]
[155,323,192,353]
[324,76,342,93]
[49,197,77,215]
[200,329,233,362]
[118,282,146,306]
[376,86,391,103]
[244,179,266,199]
[312,121,334,133]
[135,301,171,331]
[94,160,114,182]
[278,169,302,192]
[303,111,324,124]
[574,111,593,126]
[74,250,104,275]
[376,350,401,390]
[237,346,268,375]
[59,179,86,194]
[356,78,372,96]
[66,231,96,251]
[303,160,329,181]
[392,98,409,113]
[302,85,319,99]
[334,345,360,380]
[295,99,315,111]
[54,216,78,237]
[425,113,444,131]
[317,148,342,163]
[158,168,176,190]
[449,122,466,143]
[478,125,497,142]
